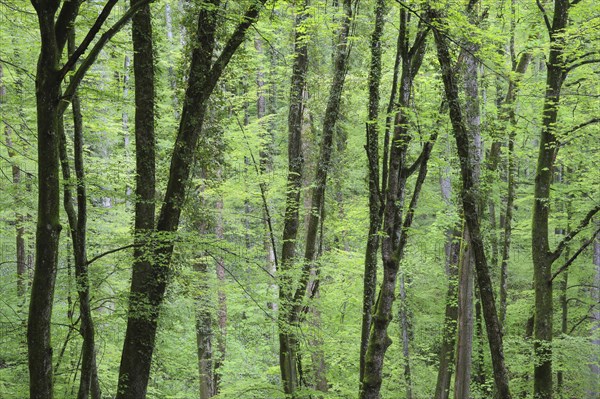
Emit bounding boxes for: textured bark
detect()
[195,255,215,399]
[431,11,512,398]
[28,2,72,396]
[531,2,569,397]
[116,0,156,395]
[399,272,413,399]
[454,228,473,399]
[27,1,149,396]
[214,196,227,394]
[434,226,460,399]
[281,0,353,392]
[116,2,265,396]
[278,1,309,395]
[360,11,430,398]
[361,0,386,383]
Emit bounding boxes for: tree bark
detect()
[116,1,266,397]
[361,0,386,383]
[531,2,569,397]
[431,10,512,398]
[116,0,156,395]
[360,10,430,398]
[278,1,309,395]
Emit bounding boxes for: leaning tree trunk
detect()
[278,1,309,395]
[116,1,267,397]
[288,0,352,391]
[431,9,512,398]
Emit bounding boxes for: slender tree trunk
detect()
[360,11,430,398]
[278,1,309,395]
[195,229,215,399]
[454,228,474,399]
[214,194,227,394]
[399,272,413,399]
[589,234,600,399]
[361,0,386,383]
[434,224,460,399]
[431,10,512,398]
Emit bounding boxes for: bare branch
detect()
[567,58,600,72]
[536,0,552,34]
[86,243,141,266]
[58,0,119,80]
[58,0,152,115]
[551,205,600,260]
[550,227,600,282]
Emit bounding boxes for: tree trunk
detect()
[589,234,600,399]
[399,272,413,399]
[454,228,474,399]
[278,1,309,395]
[434,225,460,399]
[28,3,66,396]
[116,1,266,397]
[360,0,386,383]
[116,0,156,395]
[531,2,569,398]
[431,10,512,398]
[360,11,430,398]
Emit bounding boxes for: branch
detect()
[58,0,119,80]
[57,0,153,115]
[550,227,600,282]
[55,0,83,52]
[536,0,552,35]
[205,0,267,95]
[0,58,35,80]
[86,243,141,266]
[551,204,600,260]
[567,58,600,72]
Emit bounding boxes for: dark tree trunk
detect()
[116,0,156,395]
[360,0,386,384]
[28,2,72,396]
[117,1,266,397]
[434,223,460,399]
[56,30,101,399]
[531,2,569,397]
[278,1,309,395]
[431,10,512,398]
[359,11,430,399]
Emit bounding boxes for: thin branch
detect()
[567,58,600,72]
[0,58,35,80]
[536,0,552,34]
[59,0,118,79]
[551,205,600,260]
[550,227,600,282]
[565,118,600,135]
[58,0,152,116]
[86,243,142,266]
